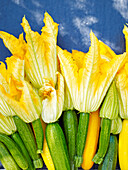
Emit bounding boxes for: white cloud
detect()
[68,0,94,15]
[73,16,98,46]
[74,0,87,10]
[31,0,43,8]
[12,0,20,5]
[113,0,128,20]
[12,0,26,8]
[32,11,43,26]
[59,23,68,37]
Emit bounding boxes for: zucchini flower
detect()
[114,24,128,119]
[21,12,64,123]
[0,113,16,135]
[0,31,44,158]
[0,59,42,123]
[58,31,126,113]
[93,81,119,164]
[99,40,123,134]
[111,116,122,134]
[57,31,126,167]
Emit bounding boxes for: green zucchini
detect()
[46,122,70,170]
[11,132,35,170]
[63,110,78,170]
[0,142,20,170]
[0,133,28,169]
[98,135,117,170]
[75,112,90,167]
[93,118,111,164]
[32,118,44,154]
[13,116,43,169]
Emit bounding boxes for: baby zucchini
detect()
[98,135,117,170]
[11,132,35,170]
[13,116,43,169]
[63,110,78,170]
[0,141,20,170]
[46,122,70,170]
[0,133,28,169]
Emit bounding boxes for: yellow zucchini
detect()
[119,119,128,170]
[82,110,100,170]
[40,119,55,170]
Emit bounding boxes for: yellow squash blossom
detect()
[0,58,42,123]
[57,31,126,113]
[21,12,58,88]
[63,80,74,111]
[112,25,128,119]
[0,113,16,135]
[21,12,64,123]
[0,32,26,59]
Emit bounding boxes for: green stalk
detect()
[74,112,90,167]
[13,116,43,169]
[11,132,35,170]
[93,118,111,164]
[32,118,44,154]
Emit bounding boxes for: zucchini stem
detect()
[92,118,111,164]
[32,118,44,154]
[75,112,90,167]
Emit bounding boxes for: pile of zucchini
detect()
[0,11,128,170]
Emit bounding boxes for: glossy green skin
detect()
[93,118,112,164]
[98,135,117,170]
[13,116,43,169]
[11,132,35,170]
[75,112,90,167]
[32,118,44,154]
[63,110,78,170]
[0,133,28,169]
[0,142,20,170]
[46,122,70,170]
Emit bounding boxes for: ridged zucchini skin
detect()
[0,142,20,170]
[0,133,28,169]
[63,110,78,170]
[13,116,43,169]
[46,122,70,170]
[98,135,117,170]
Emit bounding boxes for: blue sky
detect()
[0,0,128,62]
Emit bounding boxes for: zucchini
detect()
[0,133,28,169]
[93,118,111,164]
[0,142,20,170]
[98,135,117,170]
[11,132,35,170]
[63,110,78,170]
[13,116,43,169]
[119,120,128,170]
[75,112,90,167]
[32,118,44,154]
[46,122,70,170]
